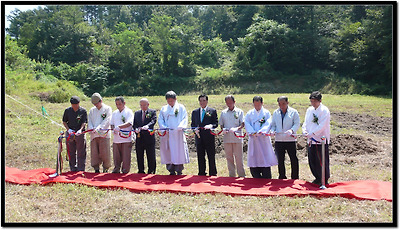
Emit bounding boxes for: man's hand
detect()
[229,127,238,133]
[269,131,276,136]
[68,129,75,134]
[76,130,82,136]
[177,127,183,131]
[114,126,120,134]
[284,129,293,136]
[204,124,213,130]
[142,125,149,130]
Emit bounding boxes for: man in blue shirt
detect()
[270,96,300,179]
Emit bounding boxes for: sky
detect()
[4,5,45,28]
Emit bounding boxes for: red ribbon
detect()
[233,132,246,138]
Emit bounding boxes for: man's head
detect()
[253,96,263,111]
[91,93,103,109]
[225,95,235,110]
[70,96,80,111]
[165,91,177,107]
[309,91,322,109]
[140,98,149,111]
[198,94,208,109]
[277,96,289,112]
[115,96,125,112]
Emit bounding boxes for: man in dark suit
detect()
[191,94,218,176]
[133,98,157,174]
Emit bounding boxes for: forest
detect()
[6,4,393,97]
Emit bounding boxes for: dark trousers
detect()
[136,141,156,174]
[307,144,330,183]
[66,133,87,172]
[275,142,299,179]
[166,164,184,175]
[195,135,217,176]
[250,167,271,179]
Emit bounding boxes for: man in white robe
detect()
[245,96,278,179]
[302,91,331,185]
[158,91,190,175]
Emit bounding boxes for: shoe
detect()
[138,171,145,174]
[95,169,100,173]
[103,168,109,173]
[312,179,321,185]
[112,170,120,174]
[177,171,182,175]
[169,171,176,175]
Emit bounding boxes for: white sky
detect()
[4,5,45,28]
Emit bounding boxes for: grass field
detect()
[4,92,393,223]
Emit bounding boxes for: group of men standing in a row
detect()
[62,91,330,185]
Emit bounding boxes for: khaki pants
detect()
[91,137,111,171]
[224,143,245,177]
[112,142,133,174]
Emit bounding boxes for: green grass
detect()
[4,92,393,223]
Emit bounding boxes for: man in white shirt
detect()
[88,93,113,173]
[302,91,331,185]
[270,96,300,179]
[110,96,134,174]
[218,95,245,177]
[244,96,278,179]
[158,91,190,175]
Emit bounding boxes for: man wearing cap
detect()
[133,98,157,174]
[110,96,135,174]
[302,91,331,186]
[62,96,88,172]
[88,93,113,173]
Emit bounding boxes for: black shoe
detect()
[177,171,183,175]
[138,171,145,174]
[95,169,100,173]
[312,179,321,185]
[169,171,176,175]
[112,170,120,174]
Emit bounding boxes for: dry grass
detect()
[4,93,393,223]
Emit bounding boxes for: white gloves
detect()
[195,129,200,134]
[229,127,238,133]
[269,131,276,136]
[285,129,293,136]
[94,127,101,133]
[142,125,149,130]
[204,124,213,130]
[114,126,120,134]
[223,128,229,134]
[67,129,75,134]
[76,130,82,136]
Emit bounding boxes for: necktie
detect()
[142,111,145,123]
[201,109,205,122]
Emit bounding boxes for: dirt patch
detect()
[331,112,392,136]
[329,134,380,156]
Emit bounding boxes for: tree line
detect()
[6,4,393,96]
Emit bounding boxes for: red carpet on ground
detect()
[5,167,392,201]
